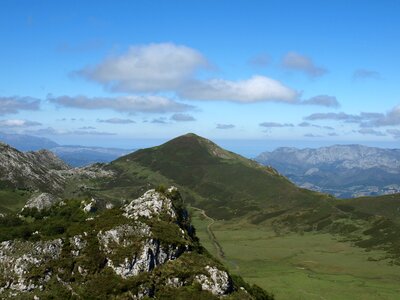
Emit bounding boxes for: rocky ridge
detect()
[0,187,265,299]
[0,143,67,193]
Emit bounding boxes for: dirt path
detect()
[192,207,240,273]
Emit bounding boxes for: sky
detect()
[1,0,400,155]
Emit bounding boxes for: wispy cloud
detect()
[358,128,386,136]
[77,43,209,93]
[304,133,323,138]
[248,53,270,67]
[353,69,380,80]
[301,95,339,108]
[180,76,299,103]
[97,118,135,124]
[216,124,235,129]
[49,95,194,114]
[362,106,400,127]
[170,113,196,122]
[304,105,400,127]
[57,39,103,53]
[25,127,116,136]
[387,129,400,139]
[0,96,40,115]
[0,119,41,127]
[282,52,327,77]
[297,122,333,130]
[304,112,362,123]
[151,117,168,124]
[259,122,294,128]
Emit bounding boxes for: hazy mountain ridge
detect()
[0,132,133,167]
[0,132,59,151]
[50,146,133,167]
[255,144,400,197]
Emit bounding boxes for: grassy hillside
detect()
[108,133,332,220]
[191,210,400,300]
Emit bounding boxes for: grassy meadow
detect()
[191,209,400,300]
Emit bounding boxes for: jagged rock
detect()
[98,223,151,253]
[23,193,60,211]
[0,187,255,299]
[82,198,97,213]
[166,277,185,288]
[0,143,66,193]
[195,266,232,296]
[0,239,62,295]
[69,235,87,257]
[123,189,176,220]
[98,222,185,278]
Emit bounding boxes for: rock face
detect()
[0,188,255,299]
[0,239,63,295]
[24,193,61,211]
[123,188,177,220]
[0,143,67,193]
[256,144,400,197]
[195,265,232,296]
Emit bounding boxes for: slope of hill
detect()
[255,145,400,197]
[0,187,272,299]
[105,133,332,220]
[0,142,67,193]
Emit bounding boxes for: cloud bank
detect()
[0,96,40,115]
[49,95,194,114]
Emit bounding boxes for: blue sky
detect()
[1,0,400,154]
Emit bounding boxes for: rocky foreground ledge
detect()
[0,187,272,299]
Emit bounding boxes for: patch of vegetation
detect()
[0,188,31,213]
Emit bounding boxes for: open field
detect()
[0,189,30,213]
[191,208,400,300]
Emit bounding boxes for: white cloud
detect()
[78,43,208,92]
[282,52,327,77]
[179,76,298,103]
[49,95,194,114]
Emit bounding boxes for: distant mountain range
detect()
[255,144,400,198]
[1,133,400,298]
[0,132,133,167]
